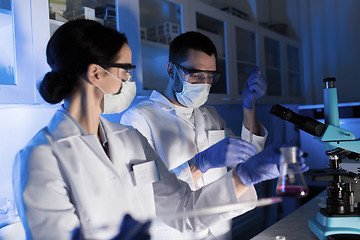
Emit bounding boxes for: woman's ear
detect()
[87,64,101,86]
[167,62,175,78]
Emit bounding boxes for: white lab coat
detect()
[121,91,267,240]
[13,109,257,240]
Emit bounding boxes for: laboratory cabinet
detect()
[225,6,303,105]
[117,0,304,104]
[2,0,303,105]
[0,0,49,103]
[117,0,190,96]
[188,0,230,103]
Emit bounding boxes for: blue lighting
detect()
[0,9,15,85]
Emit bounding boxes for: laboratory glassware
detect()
[276,146,309,198]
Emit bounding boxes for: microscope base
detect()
[308,210,360,240]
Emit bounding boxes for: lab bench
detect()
[251,191,327,240]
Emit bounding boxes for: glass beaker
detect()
[276,146,309,198]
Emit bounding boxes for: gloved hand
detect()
[112,214,151,240]
[235,143,282,187]
[72,214,151,240]
[195,137,256,173]
[297,149,309,173]
[242,67,268,110]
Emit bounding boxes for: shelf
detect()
[49,19,65,36]
[0,8,11,15]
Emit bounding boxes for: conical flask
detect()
[276,146,309,198]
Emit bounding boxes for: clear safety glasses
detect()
[173,62,220,85]
[99,63,136,82]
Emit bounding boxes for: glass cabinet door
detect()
[139,0,182,91]
[196,12,227,94]
[264,36,282,96]
[0,0,15,86]
[49,0,117,35]
[287,44,301,97]
[235,27,257,95]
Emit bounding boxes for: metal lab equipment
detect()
[270,77,360,240]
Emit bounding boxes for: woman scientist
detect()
[13,19,285,240]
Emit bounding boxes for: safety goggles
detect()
[99,63,136,82]
[173,63,220,85]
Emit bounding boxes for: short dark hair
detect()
[169,31,217,63]
[39,19,128,104]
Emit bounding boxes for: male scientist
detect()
[119,31,268,240]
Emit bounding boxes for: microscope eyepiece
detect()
[324,77,336,88]
[270,104,327,137]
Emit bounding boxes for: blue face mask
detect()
[174,68,211,108]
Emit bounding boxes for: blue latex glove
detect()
[242,67,268,110]
[279,145,309,173]
[235,144,309,187]
[195,137,256,173]
[72,214,151,240]
[235,143,282,187]
[112,214,151,240]
[298,149,310,173]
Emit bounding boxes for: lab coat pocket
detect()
[207,130,225,146]
[132,160,160,186]
[131,161,159,219]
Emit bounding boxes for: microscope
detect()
[270,78,360,240]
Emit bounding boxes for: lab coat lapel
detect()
[194,108,209,152]
[194,108,227,185]
[100,117,157,218]
[49,110,123,181]
[79,135,116,169]
[98,117,131,179]
[149,91,198,169]
[151,91,195,129]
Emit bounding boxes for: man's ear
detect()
[87,64,101,86]
[167,62,175,78]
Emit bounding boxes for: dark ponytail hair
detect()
[39,19,128,104]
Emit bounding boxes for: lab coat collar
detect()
[48,109,128,142]
[100,116,130,136]
[48,110,83,141]
[47,109,131,179]
[149,90,178,111]
[149,90,207,113]
[149,90,208,127]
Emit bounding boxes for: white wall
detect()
[0,104,58,201]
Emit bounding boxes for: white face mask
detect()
[103,81,136,114]
[175,81,211,108]
[97,65,136,114]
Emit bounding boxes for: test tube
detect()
[249,93,256,144]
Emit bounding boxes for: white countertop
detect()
[251,191,327,240]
